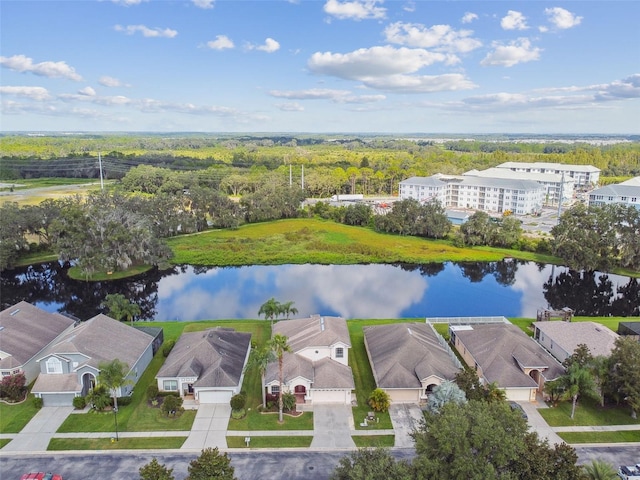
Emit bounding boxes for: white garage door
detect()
[311,390,347,404]
[505,389,532,402]
[41,393,75,407]
[197,390,233,404]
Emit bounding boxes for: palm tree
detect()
[97,358,131,411]
[279,301,298,320]
[245,346,275,409]
[268,334,291,423]
[562,362,599,419]
[582,459,618,480]
[103,293,141,326]
[258,298,281,328]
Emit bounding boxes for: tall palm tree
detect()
[97,358,131,411]
[582,459,618,480]
[268,334,291,423]
[258,298,281,329]
[279,301,298,320]
[562,362,599,419]
[103,293,141,326]
[245,346,275,409]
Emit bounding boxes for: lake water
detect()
[1,261,638,321]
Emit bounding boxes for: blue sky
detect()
[1,0,638,133]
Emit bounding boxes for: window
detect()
[335,347,344,358]
[46,357,63,374]
[163,380,178,391]
[271,385,280,394]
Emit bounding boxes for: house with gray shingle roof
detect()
[450,323,564,402]
[0,302,76,383]
[156,327,251,404]
[533,321,619,363]
[265,315,355,405]
[31,313,155,406]
[364,322,461,403]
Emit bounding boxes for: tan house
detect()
[364,322,461,403]
[450,323,564,402]
[533,321,619,363]
[265,315,355,405]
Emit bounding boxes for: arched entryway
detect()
[424,383,438,397]
[294,385,306,404]
[81,372,96,396]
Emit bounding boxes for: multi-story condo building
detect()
[588,177,640,210]
[399,175,544,215]
[494,162,600,189]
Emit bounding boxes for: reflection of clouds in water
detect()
[160,287,243,321]
[158,267,219,298]
[275,265,427,318]
[511,263,556,317]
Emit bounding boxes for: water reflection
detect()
[1,261,637,321]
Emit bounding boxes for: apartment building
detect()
[494,162,600,188]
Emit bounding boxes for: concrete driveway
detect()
[310,404,355,449]
[517,401,565,445]
[389,404,423,447]
[2,406,74,452]
[181,404,231,450]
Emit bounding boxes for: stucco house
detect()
[31,313,155,406]
[0,302,76,383]
[533,321,619,363]
[265,315,355,405]
[156,327,251,404]
[450,323,564,402]
[364,322,461,403]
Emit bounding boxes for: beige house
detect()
[364,322,460,403]
[265,315,354,405]
[450,323,564,402]
[533,321,619,363]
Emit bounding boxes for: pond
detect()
[1,261,638,321]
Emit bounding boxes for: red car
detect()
[20,474,63,480]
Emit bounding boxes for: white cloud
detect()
[111,0,147,5]
[114,24,178,38]
[0,86,51,101]
[362,73,477,93]
[192,0,214,9]
[206,35,235,50]
[99,76,128,87]
[545,7,583,29]
[78,86,96,96]
[384,22,482,53]
[275,102,304,112]
[0,54,82,81]
[323,0,386,20]
[255,38,280,53]
[481,38,541,67]
[501,10,529,30]
[269,88,386,103]
[461,12,478,24]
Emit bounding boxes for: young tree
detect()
[245,346,275,409]
[330,448,413,480]
[139,457,175,480]
[97,358,131,411]
[0,373,26,402]
[103,293,141,325]
[608,336,640,418]
[268,333,291,423]
[425,381,466,414]
[367,388,391,413]
[561,362,599,419]
[186,447,236,480]
[258,297,281,327]
[279,301,298,320]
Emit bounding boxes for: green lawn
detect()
[227,410,314,431]
[0,395,40,433]
[558,430,640,443]
[226,436,313,448]
[0,439,12,448]
[48,436,186,450]
[352,435,396,448]
[539,397,640,427]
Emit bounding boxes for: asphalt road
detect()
[1,446,636,480]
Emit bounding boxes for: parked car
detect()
[508,401,528,420]
[20,474,63,480]
[618,463,640,480]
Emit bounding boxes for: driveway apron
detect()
[181,404,231,450]
[389,404,423,448]
[310,404,355,449]
[2,406,74,453]
[517,401,565,445]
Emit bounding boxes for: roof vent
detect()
[407,328,413,336]
[9,309,20,316]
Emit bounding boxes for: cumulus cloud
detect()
[114,24,178,38]
[78,86,96,96]
[99,76,128,87]
[323,0,386,20]
[111,0,147,5]
[254,38,280,53]
[481,38,541,67]
[384,22,482,53]
[362,73,477,93]
[545,7,583,29]
[275,102,304,112]
[0,54,82,81]
[206,35,235,50]
[501,10,529,30]
[0,86,51,101]
[192,0,214,9]
[461,12,478,24]
[269,88,384,103]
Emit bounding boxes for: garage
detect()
[40,393,76,407]
[197,390,233,404]
[310,389,350,404]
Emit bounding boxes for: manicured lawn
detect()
[227,410,314,431]
[539,397,640,427]
[558,430,640,443]
[0,395,40,433]
[0,438,12,448]
[352,435,396,448]
[226,436,313,448]
[48,436,186,450]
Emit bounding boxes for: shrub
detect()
[162,340,175,357]
[117,395,132,406]
[161,394,183,416]
[230,393,246,411]
[368,388,391,413]
[231,408,246,420]
[72,396,87,410]
[282,392,296,412]
[0,373,27,402]
[33,397,43,409]
[87,384,111,411]
[147,384,159,399]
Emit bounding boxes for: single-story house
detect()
[364,322,461,403]
[450,323,564,402]
[31,314,155,406]
[265,315,355,405]
[533,321,619,363]
[156,327,251,404]
[0,302,76,383]
[618,322,640,338]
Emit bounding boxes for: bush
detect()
[282,392,296,412]
[368,388,391,413]
[147,384,159,399]
[117,395,132,406]
[33,397,43,409]
[161,394,183,416]
[230,393,246,410]
[162,340,175,357]
[0,373,27,402]
[72,396,87,410]
[87,384,111,411]
[231,408,246,420]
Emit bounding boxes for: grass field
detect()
[352,435,396,448]
[539,397,640,427]
[48,436,186,450]
[557,430,640,443]
[226,435,313,448]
